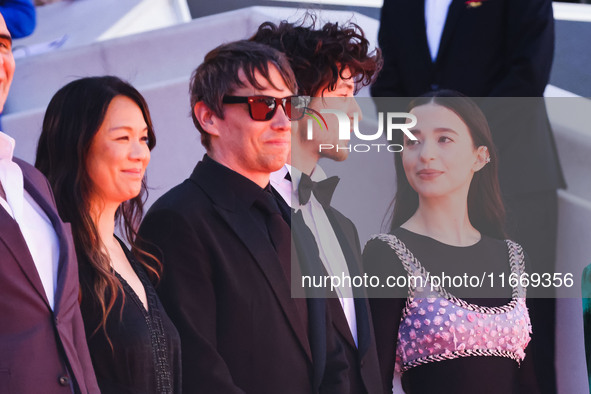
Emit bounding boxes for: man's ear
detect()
[473,145,490,172]
[194,102,221,137]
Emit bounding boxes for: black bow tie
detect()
[298,173,340,206]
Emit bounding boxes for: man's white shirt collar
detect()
[269,163,292,206]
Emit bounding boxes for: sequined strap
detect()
[372,233,427,297]
[505,239,527,299]
[371,234,526,314]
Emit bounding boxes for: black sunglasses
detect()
[222,95,308,121]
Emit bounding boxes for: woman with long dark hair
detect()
[35,76,181,394]
[363,91,539,393]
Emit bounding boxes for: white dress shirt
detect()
[0,131,59,309]
[272,164,358,346]
[270,164,292,206]
[425,0,453,62]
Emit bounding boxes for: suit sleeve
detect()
[489,0,554,97]
[469,0,555,160]
[370,0,404,99]
[362,238,406,394]
[138,207,246,394]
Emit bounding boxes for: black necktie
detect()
[256,189,292,282]
[257,189,308,327]
[298,173,340,206]
[270,186,291,227]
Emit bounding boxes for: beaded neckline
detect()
[372,233,532,373]
[374,233,526,311]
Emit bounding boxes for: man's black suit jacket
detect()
[324,208,383,394]
[0,159,99,394]
[138,156,348,394]
[287,190,383,394]
[371,0,565,196]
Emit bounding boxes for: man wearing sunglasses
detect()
[251,21,384,394]
[138,40,348,394]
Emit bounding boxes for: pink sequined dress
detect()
[363,228,540,393]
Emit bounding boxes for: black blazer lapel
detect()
[212,199,312,361]
[291,210,330,389]
[405,0,433,67]
[436,0,464,65]
[353,298,371,357]
[306,297,327,390]
[324,208,372,357]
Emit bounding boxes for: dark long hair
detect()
[390,90,506,239]
[35,76,160,343]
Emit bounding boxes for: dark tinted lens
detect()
[249,97,276,121]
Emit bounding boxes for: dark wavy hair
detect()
[35,76,160,344]
[189,40,297,150]
[390,90,506,239]
[250,16,382,96]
